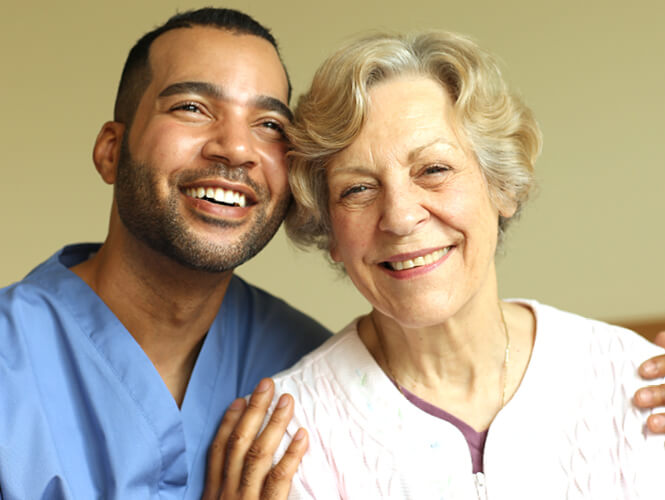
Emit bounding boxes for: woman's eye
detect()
[341,185,368,198]
[424,165,449,175]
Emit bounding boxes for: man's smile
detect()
[184,186,250,208]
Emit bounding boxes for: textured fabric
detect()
[398,384,488,474]
[0,244,330,500]
[269,301,665,499]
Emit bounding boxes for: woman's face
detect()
[327,75,515,328]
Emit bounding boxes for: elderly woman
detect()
[263,31,665,498]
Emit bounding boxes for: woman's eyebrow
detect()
[408,138,458,162]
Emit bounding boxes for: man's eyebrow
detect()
[158,81,222,99]
[158,81,293,121]
[253,95,293,122]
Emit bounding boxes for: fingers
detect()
[204,379,302,499]
[634,384,665,409]
[638,354,665,380]
[646,413,665,434]
[634,344,665,435]
[203,397,247,499]
[260,428,308,499]
[653,331,665,349]
[222,378,276,494]
[237,393,298,498]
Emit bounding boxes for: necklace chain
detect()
[498,303,510,406]
[371,303,511,407]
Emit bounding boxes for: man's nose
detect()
[201,117,260,167]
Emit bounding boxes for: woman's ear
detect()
[92,121,125,185]
[488,183,518,220]
[329,237,342,263]
[498,196,518,219]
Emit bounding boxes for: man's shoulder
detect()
[1,248,64,309]
[211,276,332,389]
[0,244,101,341]
[3,243,99,291]
[225,274,332,343]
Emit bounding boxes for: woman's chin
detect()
[376,308,456,331]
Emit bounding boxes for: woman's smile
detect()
[381,246,453,271]
[327,75,509,327]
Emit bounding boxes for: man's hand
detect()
[202,378,306,499]
[634,332,665,432]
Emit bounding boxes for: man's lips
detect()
[381,246,453,271]
[183,185,253,208]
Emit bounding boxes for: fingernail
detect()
[294,428,306,441]
[638,389,655,405]
[641,362,657,377]
[256,379,271,393]
[277,395,289,408]
[651,414,665,429]
[229,398,245,410]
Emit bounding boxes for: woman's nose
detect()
[378,185,429,236]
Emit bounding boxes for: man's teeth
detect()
[185,187,247,207]
[387,247,450,271]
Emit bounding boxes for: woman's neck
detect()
[359,300,535,431]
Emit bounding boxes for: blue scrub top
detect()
[0,244,331,499]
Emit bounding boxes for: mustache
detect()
[176,164,263,194]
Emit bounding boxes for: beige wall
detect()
[2,0,663,332]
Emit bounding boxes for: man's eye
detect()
[262,121,285,134]
[172,103,201,113]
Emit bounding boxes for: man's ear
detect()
[92,121,125,185]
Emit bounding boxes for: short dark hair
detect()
[113,7,292,126]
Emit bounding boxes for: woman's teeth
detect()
[185,187,247,207]
[386,247,450,271]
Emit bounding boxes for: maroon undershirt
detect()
[396,383,488,473]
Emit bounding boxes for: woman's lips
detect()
[382,246,453,271]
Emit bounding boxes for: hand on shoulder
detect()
[202,378,306,499]
[634,332,665,433]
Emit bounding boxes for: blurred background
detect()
[2,0,663,337]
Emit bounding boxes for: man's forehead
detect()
[147,26,288,100]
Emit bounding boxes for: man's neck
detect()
[71,235,234,406]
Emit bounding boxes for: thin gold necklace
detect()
[371,303,511,407]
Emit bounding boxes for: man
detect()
[0,8,329,500]
[2,6,665,500]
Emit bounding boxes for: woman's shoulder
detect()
[510,299,664,395]
[271,318,362,383]
[267,318,369,418]
[267,314,398,439]
[510,298,661,352]
[265,317,383,490]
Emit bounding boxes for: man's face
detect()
[115,27,292,272]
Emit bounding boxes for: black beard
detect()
[114,139,291,273]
